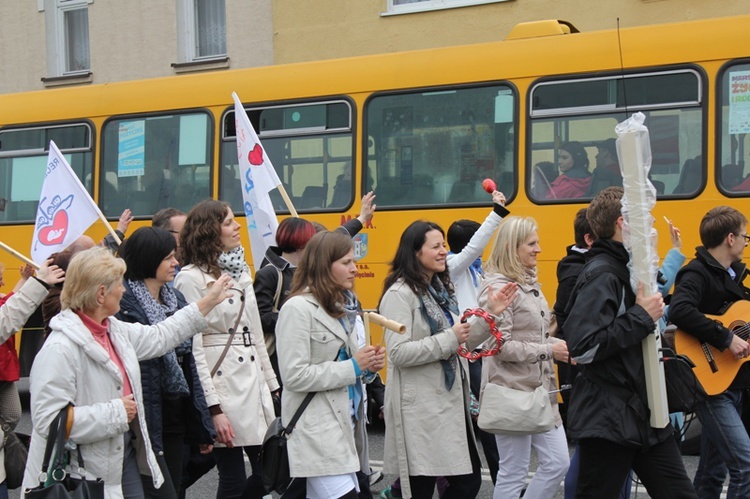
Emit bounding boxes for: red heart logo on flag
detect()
[248,144,264,166]
[39,210,69,246]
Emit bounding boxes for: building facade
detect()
[0,0,747,94]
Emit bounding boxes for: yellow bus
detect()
[1,14,749,325]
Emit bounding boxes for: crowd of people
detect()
[0,184,748,499]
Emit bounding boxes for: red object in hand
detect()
[482,178,497,193]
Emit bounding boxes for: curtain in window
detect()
[195,0,226,58]
[64,7,90,72]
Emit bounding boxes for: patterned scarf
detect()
[217,246,249,280]
[419,276,460,390]
[338,290,364,420]
[127,280,189,397]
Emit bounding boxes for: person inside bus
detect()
[586,138,622,196]
[669,206,750,498]
[531,161,558,200]
[546,141,591,200]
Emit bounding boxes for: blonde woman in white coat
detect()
[478,216,570,499]
[21,246,232,499]
[277,230,385,499]
[174,200,278,499]
[379,220,517,499]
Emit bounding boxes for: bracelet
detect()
[457,308,505,360]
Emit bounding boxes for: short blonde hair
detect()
[61,247,126,311]
[485,216,539,283]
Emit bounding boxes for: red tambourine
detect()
[457,308,504,360]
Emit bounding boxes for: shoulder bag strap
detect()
[282,352,341,435]
[210,289,246,378]
[271,267,284,314]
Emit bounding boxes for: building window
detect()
[385,0,510,15]
[178,0,226,63]
[42,0,92,77]
[62,5,90,73]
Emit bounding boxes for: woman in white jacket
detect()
[277,230,385,499]
[174,200,279,499]
[0,260,63,498]
[21,247,231,499]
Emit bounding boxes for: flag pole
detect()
[276,183,299,218]
[0,241,40,269]
[98,211,122,245]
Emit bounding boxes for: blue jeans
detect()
[694,389,750,499]
[0,481,8,499]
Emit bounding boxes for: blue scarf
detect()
[337,290,364,420]
[448,252,483,286]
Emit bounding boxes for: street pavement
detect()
[9,379,722,499]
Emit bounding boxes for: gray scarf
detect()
[419,277,459,390]
[127,279,189,397]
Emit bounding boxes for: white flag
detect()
[232,92,281,269]
[31,141,101,263]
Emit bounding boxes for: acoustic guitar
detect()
[673,300,750,396]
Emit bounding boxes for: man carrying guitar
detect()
[669,206,750,498]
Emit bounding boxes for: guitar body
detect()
[673,300,750,396]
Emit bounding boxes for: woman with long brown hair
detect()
[175,199,278,499]
[276,231,385,499]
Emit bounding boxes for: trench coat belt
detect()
[201,333,251,347]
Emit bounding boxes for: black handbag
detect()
[24,404,104,499]
[663,349,707,413]
[4,431,28,490]
[259,391,315,494]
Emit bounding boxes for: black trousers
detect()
[576,437,697,499]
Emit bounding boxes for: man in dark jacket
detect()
[553,207,593,425]
[669,205,750,498]
[564,187,696,498]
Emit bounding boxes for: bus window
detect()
[529,70,704,202]
[365,84,516,208]
[222,100,354,214]
[718,61,750,194]
[101,111,212,218]
[0,123,93,223]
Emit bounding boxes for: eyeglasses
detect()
[738,234,750,243]
[168,230,180,234]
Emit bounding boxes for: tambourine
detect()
[457,308,504,360]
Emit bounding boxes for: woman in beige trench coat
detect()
[277,231,385,499]
[379,220,516,499]
[175,200,279,499]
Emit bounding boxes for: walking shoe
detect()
[369,470,384,487]
[379,486,402,499]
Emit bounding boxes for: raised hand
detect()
[486,282,518,317]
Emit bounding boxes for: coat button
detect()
[540,354,547,360]
[541,311,545,317]
[322,335,327,340]
[251,356,255,361]
[545,333,550,338]
[532,289,539,297]
[238,357,244,362]
[217,370,222,376]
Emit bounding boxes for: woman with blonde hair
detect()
[175,199,278,499]
[21,246,231,499]
[479,216,570,498]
